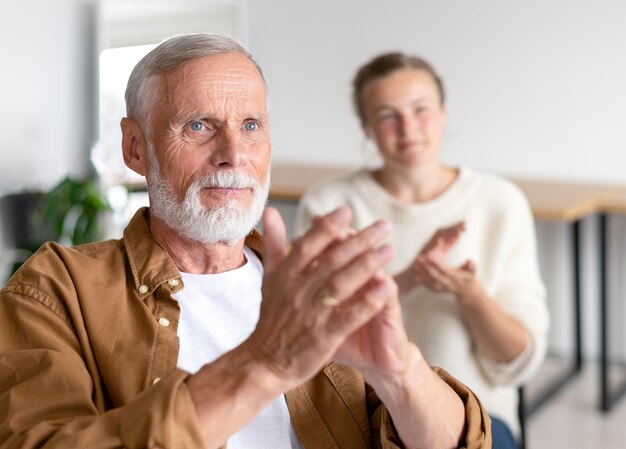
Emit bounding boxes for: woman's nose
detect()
[400,113,420,136]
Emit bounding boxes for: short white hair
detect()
[125,34,266,132]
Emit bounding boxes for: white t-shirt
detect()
[173,246,302,449]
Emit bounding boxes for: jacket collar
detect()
[123,207,264,300]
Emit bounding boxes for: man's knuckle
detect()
[322,250,342,267]
[326,277,343,297]
[341,307,359,328]
[316,217,340,236]
[363,252,381,271]
[291,239,310,258]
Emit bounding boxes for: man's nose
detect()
[209,128,245,167]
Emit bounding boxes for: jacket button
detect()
[158,317,170,327]
[138,284,149,294]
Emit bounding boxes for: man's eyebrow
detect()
[246,113,268,121]
[171,111,218,124]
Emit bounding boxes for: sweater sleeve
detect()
[475,184,549,386]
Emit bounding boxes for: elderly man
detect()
[0,34,489,448]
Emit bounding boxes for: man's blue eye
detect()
[190,122,203,131]
[244,122,259,131]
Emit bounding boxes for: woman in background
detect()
[295,52,549,449]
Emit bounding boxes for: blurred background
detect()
[1,1,626,447]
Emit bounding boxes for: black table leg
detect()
[524,219,583,417]
[574,219,583,371]
[599,212,626,412]
[518,386,526,449]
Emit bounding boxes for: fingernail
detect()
[373,220,391,236]
[373,269,386,281]
[375,279,390,294]
[330,206,349,221]
[375,244,394,261]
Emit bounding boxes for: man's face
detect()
[144,52,271,244]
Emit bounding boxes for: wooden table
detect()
[270,164,351,201]
[270,164,622,418]
[270,164,616,221]
[507,178,617,222]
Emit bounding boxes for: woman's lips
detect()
[399,140,424,150]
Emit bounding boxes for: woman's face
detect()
[361,68,446,170]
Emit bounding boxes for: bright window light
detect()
[92,44,155,186]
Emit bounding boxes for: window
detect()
[91,0,247,232]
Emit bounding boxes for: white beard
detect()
[146,144,269,245]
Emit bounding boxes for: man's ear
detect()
[121,117,149,176]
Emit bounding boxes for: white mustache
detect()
[197,171,258,190]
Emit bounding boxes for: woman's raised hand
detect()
[395,221,465,294]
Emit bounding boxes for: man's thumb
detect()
[262,207,287,272]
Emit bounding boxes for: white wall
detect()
[0,0,96,193]
[248,0,626,184]
[0,0,97,278]
[2,0,626,361]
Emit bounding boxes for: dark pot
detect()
[1,192,57,251]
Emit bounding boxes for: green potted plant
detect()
[40,176,111,245]
[3,176,111,274]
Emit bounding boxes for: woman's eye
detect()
[244,121,259,131]
[190,122,204,131]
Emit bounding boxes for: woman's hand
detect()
[394,221,465,295]
[417,254,529,364]
[416,257,487,305]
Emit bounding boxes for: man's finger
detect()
[328,275,394,337]
[286,206,353,272]
[262,207,287,272]
[312,219,390,279]
[320,243,394,302]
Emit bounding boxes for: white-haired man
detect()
[0,35,490,449]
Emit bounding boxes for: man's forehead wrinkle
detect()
[165,67,262,95]
[197,71,261,99]
[152,57,267,133]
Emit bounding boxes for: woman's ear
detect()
[120,117,149,176]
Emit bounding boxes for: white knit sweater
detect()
[294,167,549,437]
